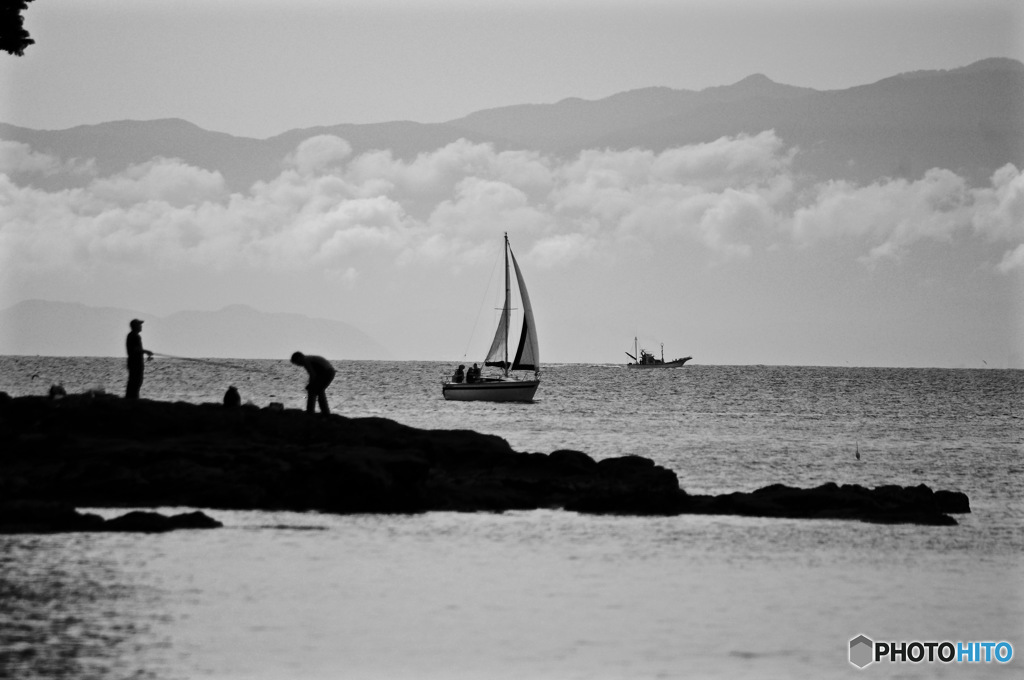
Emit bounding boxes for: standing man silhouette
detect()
[291,351,336,414]
[125,319,153,399]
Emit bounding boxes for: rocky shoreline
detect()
[0,393,970,531]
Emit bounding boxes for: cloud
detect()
[325,266,359,288]
[997,244,1024,274]
[556,131,788,194]
[0,154,415,275]
[649,130,794,189]
[249,195,412,269]
[548,133,792,260]
[970,163,1024,243]
[692,188,777,260]
[788,164,1024,270]
[0,140,94,177]
[2,133,1022,287]
[790,169,970,252]
[528,233,597,267]
[346,140,554,212]
[89,158,226,207]
[286,135,353,175]
[427,177,552,242]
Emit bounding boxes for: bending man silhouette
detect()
[291,351,336,414]
[125,319,153,399]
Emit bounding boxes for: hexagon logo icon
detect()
[849,634,874,668]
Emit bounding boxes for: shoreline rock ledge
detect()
[0,394,969,531]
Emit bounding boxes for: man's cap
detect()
[130,318,144,325]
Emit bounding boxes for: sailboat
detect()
[442,233,540,402]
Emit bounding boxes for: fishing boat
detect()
[442,233,540,402]
[625,337,691,369]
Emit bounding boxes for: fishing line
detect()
[149,353,288,385]
[149,352,247,371]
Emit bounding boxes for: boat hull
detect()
[442,379,540,402]
[626,358,692,369]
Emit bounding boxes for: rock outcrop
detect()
[0,393,969,530]
[0,500,221,533]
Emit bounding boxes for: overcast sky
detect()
[1,0,1022,367]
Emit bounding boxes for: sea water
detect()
[1,357,1021,679]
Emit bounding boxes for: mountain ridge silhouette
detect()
[2,58,1020,190]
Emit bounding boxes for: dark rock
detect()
[103,510,176,532]
[596,454,655,473]
[168,510,224,529]
[935,489,971,514]
[0,501,222,534]
[685,482,967,525]
[0,500,105,533]
[104,509,222,532]
[0,393,968,525]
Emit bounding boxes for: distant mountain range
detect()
[0,300,391,360]
[2,58,1021,191]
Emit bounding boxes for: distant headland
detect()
[0,300,391,360]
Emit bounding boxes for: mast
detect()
[503,232,510,376]
[484,233,512,371]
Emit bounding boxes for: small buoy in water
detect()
[855,442,860,461]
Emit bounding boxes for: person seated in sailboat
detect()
[467,363,481,383]
[453,365,465,383]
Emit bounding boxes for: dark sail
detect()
[511,319,535,371]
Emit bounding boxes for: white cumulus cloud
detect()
[286,135,353,175]
[3,133,1022,286]
[0,140,95,177]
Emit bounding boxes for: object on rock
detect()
[223,386,241,408]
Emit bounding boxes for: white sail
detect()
[484,237,512,369]
[483,301,509,368]
[510,247,539,371]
